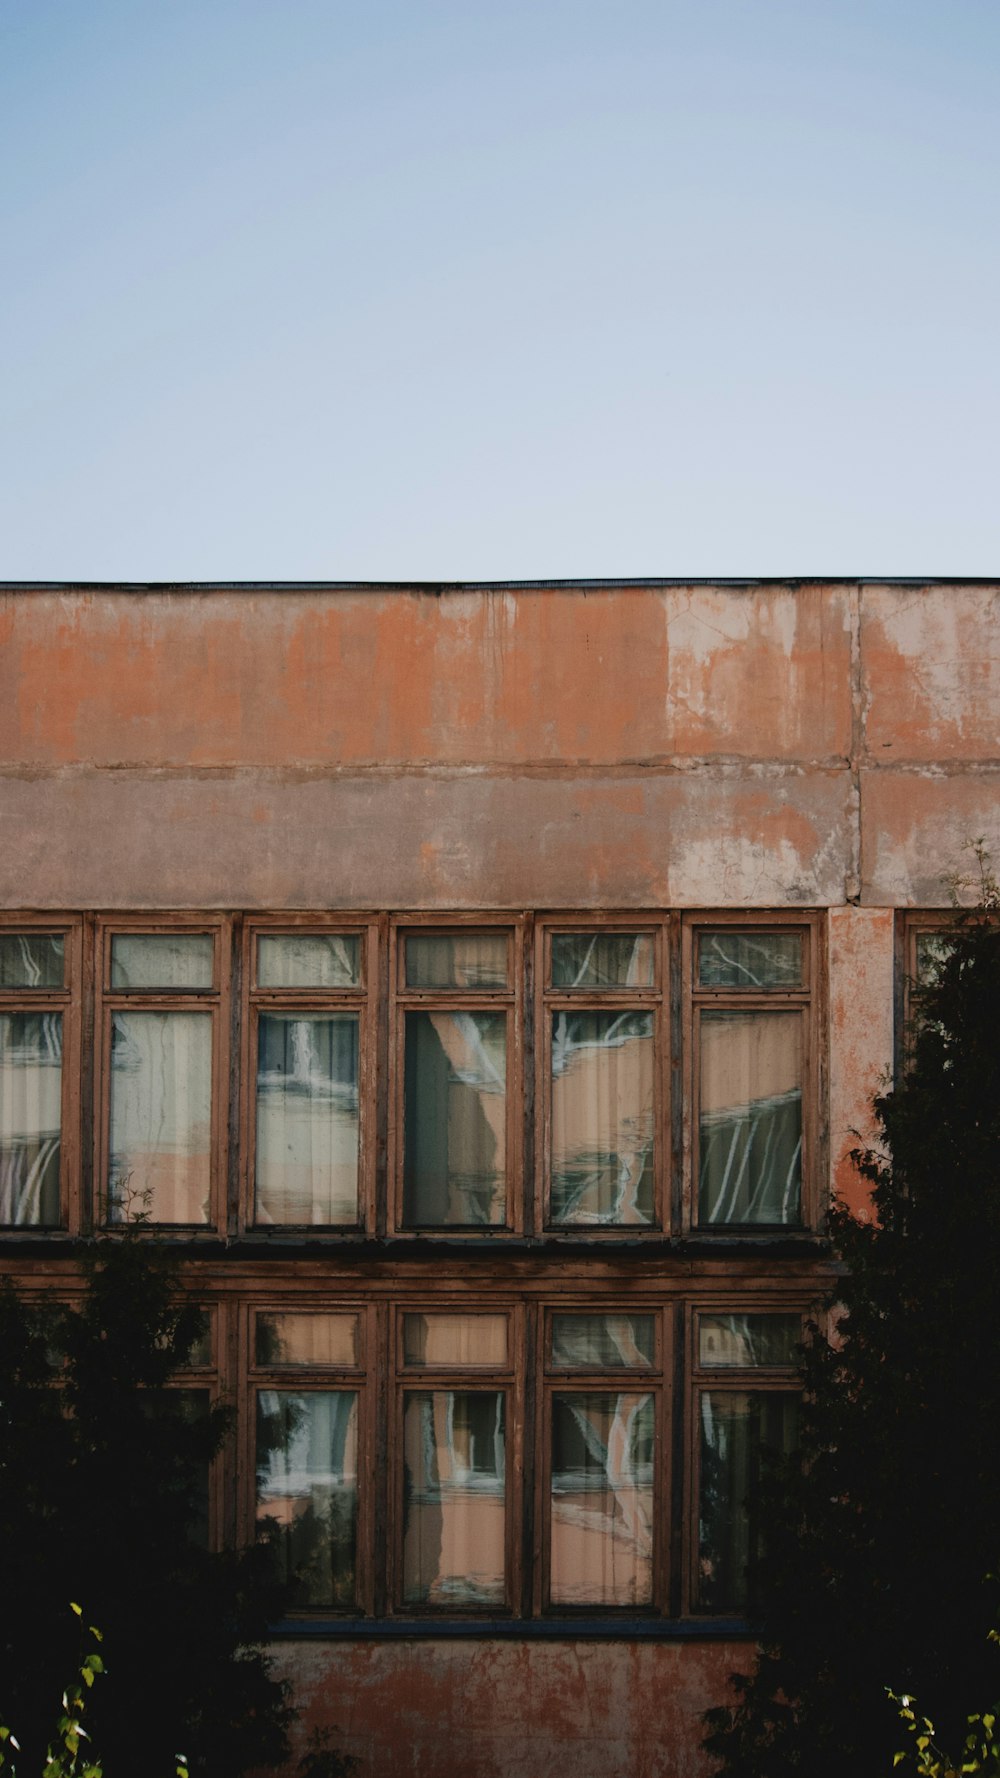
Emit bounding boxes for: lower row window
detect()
[239,1304,802,1619]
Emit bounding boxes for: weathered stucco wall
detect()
[270,1636,741,1778]
[2,580,995,911]
[2,578,995,1778]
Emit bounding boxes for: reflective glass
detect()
[0,1012,62,1225]
[108,1010,212,1223]
[140,1389,212,1547]
[698,932,803,990]
[180,1313,213,1369]
[698,1314,800,1369]
[404,933,508,990]
[257,934,361,989]
[403,1391,506,1606]
[550,1314,655,1369]
[0,934,64,989]
[916,931,954,986]
[698,1010,802,1225]
[403,1011,507,1227]
[551,932,654,989]
[403,1314,508,1369]
[256,1313,359,1368]
[111,934,214,990]
[550,1392,654,1606]
[550,1010,654,1225]
[256,1390,358,1608]
[255,1014,359,1225]
[697,1390,799,1613]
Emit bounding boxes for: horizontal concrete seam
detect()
[0,758,860,781]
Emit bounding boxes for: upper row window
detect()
[0,914,819,1237]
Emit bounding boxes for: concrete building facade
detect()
[1,578,997,1776]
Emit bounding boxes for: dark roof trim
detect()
[0,578,996,594]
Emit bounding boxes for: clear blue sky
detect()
[1,0,997,579]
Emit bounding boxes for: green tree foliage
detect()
[0,1238,292,1778]
[0,1606,112,1778]
[704,861,1000,1778]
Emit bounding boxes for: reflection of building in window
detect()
[404,1011,507,1228]
[698,1011,802,1225]
[256,1390,359,1609]
[550,1012,654,1225]
[403,1391,506,1605]
[255,1014,359,1225]
[550,1392,654,1606]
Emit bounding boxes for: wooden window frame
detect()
[536,915,671,1236]
[388,1300,523,1615]
[0,914,83,1235]
[239,916,380,1236]
[537,1300,670,1615]
[388,914,526,1237]
[683,1298,804,1617]
[683,912,824,1235]
[902,910,961,1000]
[241,1298,376,1618]
[93,915,232,1233]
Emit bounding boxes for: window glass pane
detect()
[551,933,654,989]
[916,931,954,986]
[403,1314,508,1369]
[256,1313,359,1368]
[698,1010,802,1226]
[404,934,508,990]
[698,1390,799,1613]
[0,934,64,989]
[258,934,361,989]
[698,1314,800,1369]
[111,934,214,990]
[141,1388,212,1547]
[179,1313,213,1369]
[550,1392,654,1606]
[108,1010,212,1223]
[550,1011,654,1226]
[255,1014,359,1226]
[403,1011,507,1227]
[698,932,803,990]
[402,1390,506,1606]
[550,1314,655,1370]
[256,1390,358,1608]
[0,1012,62,1226]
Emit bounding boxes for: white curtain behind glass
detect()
[0,1013,62,1225]
[255,1015,359,1224]
[109,1010,212,1222]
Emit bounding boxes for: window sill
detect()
[268,1616,757,1640]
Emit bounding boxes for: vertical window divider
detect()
[227,913,243,1239]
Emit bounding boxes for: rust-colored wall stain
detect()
[862,769,1000,907]
[862,586,1000,761]
[268,1637,741,1778]
[0,584,854,769]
